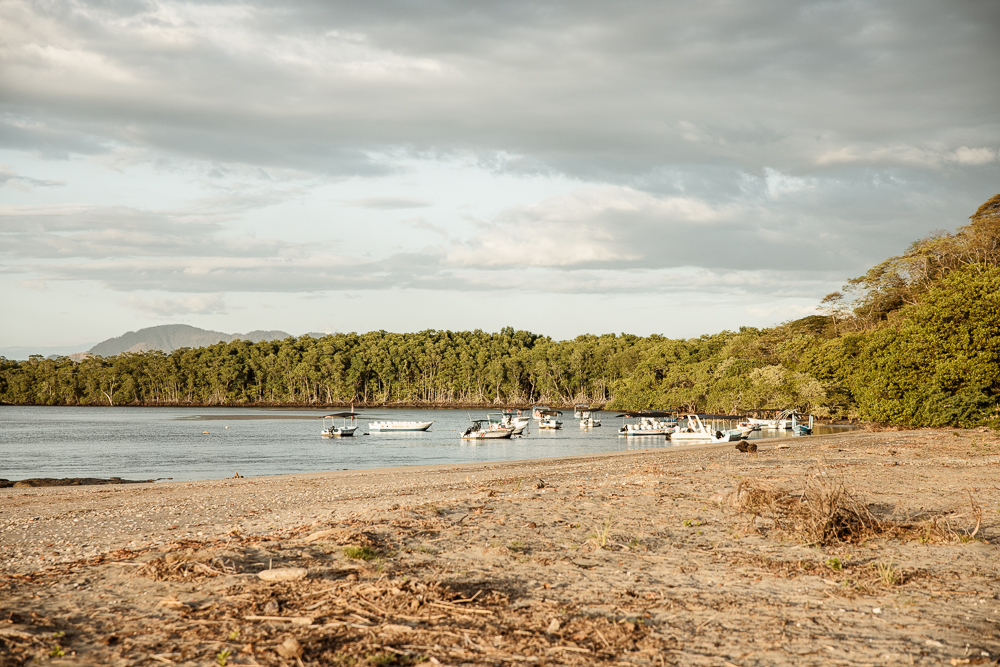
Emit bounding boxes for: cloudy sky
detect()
[2,0,998,354]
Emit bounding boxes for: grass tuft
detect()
[343,545,378,561]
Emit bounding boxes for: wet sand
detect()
[1,428,998,666]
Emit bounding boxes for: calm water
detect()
[0,406,854,482]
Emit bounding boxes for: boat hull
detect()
[322,427,358,438]
[462,429,513,440]
[368,421,433,432]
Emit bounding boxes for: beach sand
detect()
[1,428,998,666]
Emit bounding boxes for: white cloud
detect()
[947,147,999,165]
[345,197,432,209]
[122,293,228,317]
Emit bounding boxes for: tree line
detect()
[3,195,999,428]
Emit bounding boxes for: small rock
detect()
[547,619,560,634]
[263,600,280,614]
[258,567,308,582]
[276,637,302,658]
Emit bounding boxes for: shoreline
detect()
[2,427,996,666]
[0,403,864,424]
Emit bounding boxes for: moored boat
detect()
[462,420,513,439]
[368,420,433,432]
[669,414,742,443]
[321,412,360,438]
[538,410,563,430]
[791,412,814,436]
[616,411,674,436]
[579,409,602,427]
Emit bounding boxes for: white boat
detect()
[574,404,591,419]
[461,419,513,440]
[491,411,529,435]
[748,409,796,430]
[538,410,563,430]
[616,411,674,436]
[669,414,742,443]
[531,406,551,421]
[579,410,601,427]
[368,420,433,432]
[321,412,360,438]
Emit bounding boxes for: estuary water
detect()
[0,406,854,482]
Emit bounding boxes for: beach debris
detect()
[157,598,189,610]
[534,479,548,489]
[258,567,308,582]
[302,528,346,543]
[735,442,757,453]
[547,618,561,634]
[131,553,238,580]
[231,472,242,478]
[276,637,303,658]
[383,623,415,633]
[263,600,280,614]
[245,615,312,626]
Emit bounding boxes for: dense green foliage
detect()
[3,196,999,426]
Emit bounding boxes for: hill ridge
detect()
[88,324,290,356]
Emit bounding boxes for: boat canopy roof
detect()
[681,413,746,419]
[322,412,361,418]
[539,410,563,416]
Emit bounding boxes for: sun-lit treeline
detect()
[3,196,999,427]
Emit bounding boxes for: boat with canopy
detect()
[321,412,361,438]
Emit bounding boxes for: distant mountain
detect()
[88,325,291,356]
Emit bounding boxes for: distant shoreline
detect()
[0,402,863,425]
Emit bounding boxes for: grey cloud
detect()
[0,164,65,190]
[1,0,998,299]
[26,248,840,299]
[447,168,978,274]
[2,0,996,179]
[0,202,289,259]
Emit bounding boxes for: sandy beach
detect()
[2,428,998,666]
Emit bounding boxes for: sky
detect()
[1,0,999,355]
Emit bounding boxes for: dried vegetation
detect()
[730,478,984,545]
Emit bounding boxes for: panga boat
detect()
[669,414,743,443]
[791,412,814,436]
[490,411,529,435]
[747,408,797,430]
[538,410,563,430]
[531,406,551,420]
[321,412,360,438]
[616,411,674,436]
[579,409,601,427]
[368,420,433,432]
[462,420,513,439]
